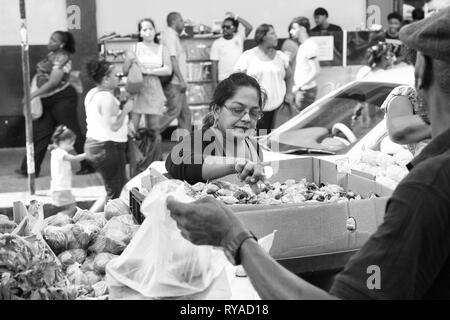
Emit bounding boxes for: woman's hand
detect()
[284,92,294,106]
[122,100,134,114]
[234,159,268,185]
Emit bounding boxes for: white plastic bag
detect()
[106,180,225,299]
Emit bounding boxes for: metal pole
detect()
[19,0,35,195]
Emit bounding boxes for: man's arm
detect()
[171,56,187,92]
[386,95,431,144]
[284,65,295,104]
[166,196,336,300]
[226,12,253,37]
[240,238,337,300]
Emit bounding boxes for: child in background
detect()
[50,125,87,216]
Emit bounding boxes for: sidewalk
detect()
[0,140,177,212]
[0,148,105,211]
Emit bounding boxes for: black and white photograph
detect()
[1,0,450,308]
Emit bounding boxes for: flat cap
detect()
[399,6,450,63]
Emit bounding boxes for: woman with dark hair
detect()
[165,72,268,186]
[84,59,134,212]
[234,24,294,132]
[281,19,301,71]
[123,18,171,143]
[18,31,90,177]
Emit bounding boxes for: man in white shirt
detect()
[290,17,320,112]
[210,12,253,83]
[160,12,192,134]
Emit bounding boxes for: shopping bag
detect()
[273,102,299,129]
[106,180,226,299]
[127,128,162,178]
[26,76,43,120]
[125,62,144,94]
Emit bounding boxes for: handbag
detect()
[273,102,299,128]
[125,45,144,94]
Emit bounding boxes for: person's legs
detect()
[145,114,163,161]
[176,87,192,133]
[20,97,56,176]
[130,112,142,133]
[87,141,127,212]
[96,141,127,200]
[160,83,183,132]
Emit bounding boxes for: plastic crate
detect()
[129,187,146,225]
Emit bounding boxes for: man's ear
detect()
[416,53,432,90]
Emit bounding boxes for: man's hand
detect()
[225,12,236,19]
[167,196,247,246]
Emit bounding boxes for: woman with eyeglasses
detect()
[234,24,294,132]
[84,59,134,212]
[165,72,268,185]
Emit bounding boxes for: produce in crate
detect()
[0,215,17,234]
[186,179,364,206]
[93,252,118,275]
[58,249,87,266]
[105,199,132,220]
[0,234,77,300]
[44,213,72,227]
[352,148,411,183]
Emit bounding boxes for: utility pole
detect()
[19,0,35,195]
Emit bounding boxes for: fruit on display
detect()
[186,179,365,206]
[352,148,412,184]
[104,199,132,221]
[0,234,77,300]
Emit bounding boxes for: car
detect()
[259,65,415,165]
[122,65,415,196]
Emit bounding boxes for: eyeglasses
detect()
[223,104,264,120]
[222,25,233,30]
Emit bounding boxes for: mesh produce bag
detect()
[106,180,225,299]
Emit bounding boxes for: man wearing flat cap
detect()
[166,8,450,300]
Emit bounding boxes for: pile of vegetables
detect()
[186,179,366,206]
[39,199,139,299]
[0,233,77,300]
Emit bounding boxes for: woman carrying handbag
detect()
[17,30,93,177]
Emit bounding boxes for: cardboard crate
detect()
[220,158,392,268]
[138,157,393,273]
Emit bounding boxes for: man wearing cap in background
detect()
[167,7,450,299]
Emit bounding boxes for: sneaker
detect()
[75,167,96,175]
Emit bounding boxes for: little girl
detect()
[50,125,87,216]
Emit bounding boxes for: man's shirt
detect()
[311,23,343,34]
[160,27,187,85]
[330,128,450,299]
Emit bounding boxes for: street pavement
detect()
[0,138,177,213]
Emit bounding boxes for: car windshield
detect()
[267,82,401,155]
